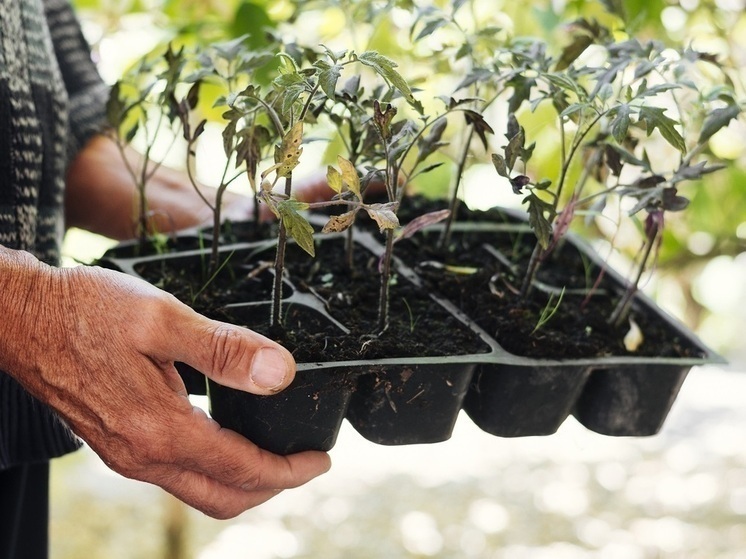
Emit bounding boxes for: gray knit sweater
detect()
[0,0,108,469]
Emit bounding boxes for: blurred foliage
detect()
[71,0,746,345]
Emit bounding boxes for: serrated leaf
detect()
[315,60,342,100]
[611,104,631,143]
[357,51,417,108]
[320,44,347,63]
[541,72,581,95]
[699,104,741,145]
[525,193,555,249]
[276,122,304,176]
[337,155,362,199]
[277,200,315,256]
[322,210,358,233]
[365,202,400,232]
[672,161,726,185]
[638,106,686,154]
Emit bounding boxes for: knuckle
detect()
[209,325,251,376]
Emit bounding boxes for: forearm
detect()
[0,247,58,389]
[64,135,219,240]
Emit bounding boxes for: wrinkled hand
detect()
[2,251,330,519]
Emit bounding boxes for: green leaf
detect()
[638,106,686,154]
[357,51,418,109]
[541,72,581,96]
[672,161,726,185]
[525,193,555,249]
[314,60,342,100]
[699,104,741,145]
[611,104,631,144]
[277,200,315,256]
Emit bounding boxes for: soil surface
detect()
[135,235,491,363]
[390,197,705,359]
[123,197,706,362]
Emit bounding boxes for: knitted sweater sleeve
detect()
[43,0,109,157]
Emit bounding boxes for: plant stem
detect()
[271,174,294,329]
[608,229,657,328]
[439,124,475,251]
[520,242,545,298]
[271,220,289,329]
[377,229,395,334]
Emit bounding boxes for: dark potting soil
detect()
[388,198,705,360]
[131,193,705,362]
[135,237,491,364]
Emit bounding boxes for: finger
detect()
[143,410,331,518]
[178,408,331,491]
[143,464,283,519]
[154,300,296,395]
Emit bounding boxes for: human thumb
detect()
[161,304,296,395]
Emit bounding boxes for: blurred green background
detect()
[55,1,746,557]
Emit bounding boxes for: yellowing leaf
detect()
[276,199,314,256]
[365,203,399,232]
[326,165,343,194]
[322,210,358,233]
[337,156,361,199]
[262,122,304,180]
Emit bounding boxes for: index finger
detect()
[154,407,331,514]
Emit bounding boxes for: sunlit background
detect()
[54,0,746,557]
